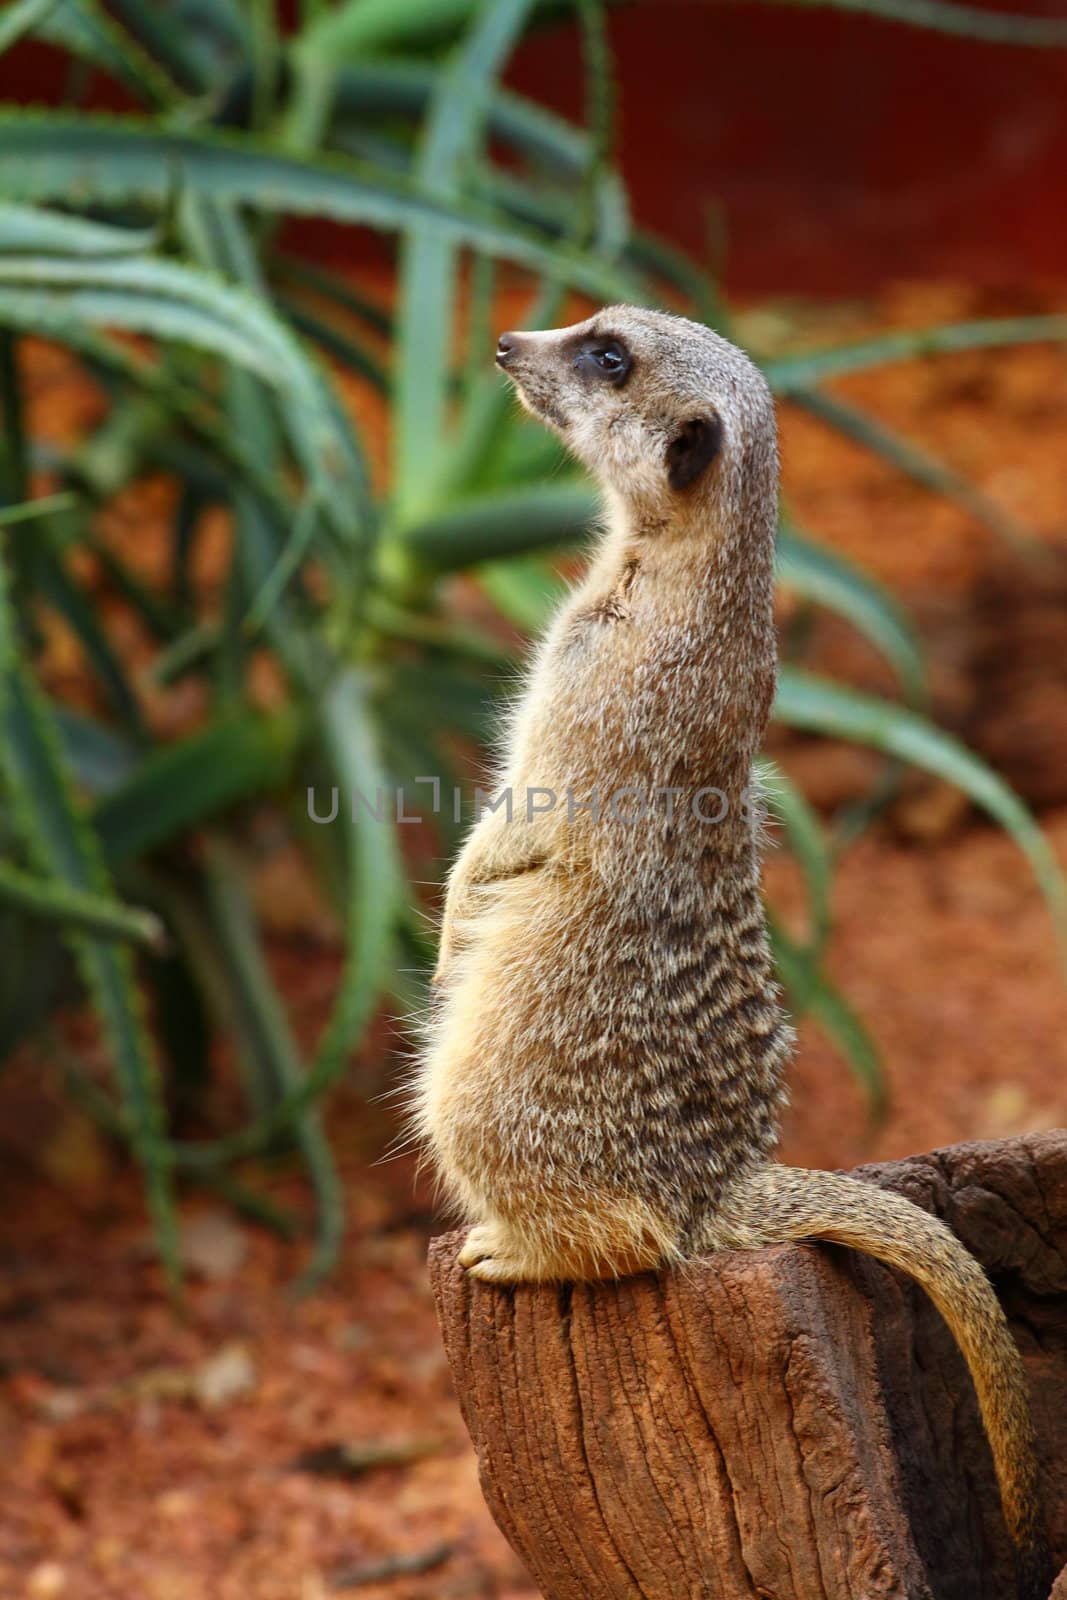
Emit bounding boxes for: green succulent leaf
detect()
[94,710,303,867]
[0,250,368,545]
[0,202,159,259]
[0,859,163,948]
[98,0,242,95]
[4,0,180,106]
[377,657,499,746]
[774,667,1067,949]
[0,0,61,57]
[0,114,640,302]
[769,0,1067,45]
[34,548,145,735]
[198,839,343,1291]
[302,670,406,1120]
[328,59,628,250]
[53,706,139,796]
[175,671,403,1167]
[299,0,558,59]
[179,191,373,627]
[281,298,389,392]
[0,526,16,682]
[271,255,392,338]
[766,315,1067,391]
[402,480,595,569]
[777,521,927,704]
[0,606,180,1293]
[0,491,77,528]
[394,0,538,522]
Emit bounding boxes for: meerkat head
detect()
[495,304,777,520]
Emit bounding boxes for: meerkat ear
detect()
[665,414,723,491]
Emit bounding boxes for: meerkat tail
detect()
[725,1165,1050,1600]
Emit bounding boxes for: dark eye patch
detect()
[573,335,632,387]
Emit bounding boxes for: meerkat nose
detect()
[496,332,518,366]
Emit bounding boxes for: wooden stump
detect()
[429,1132,1067,1600]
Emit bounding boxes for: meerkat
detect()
[414,306,1049,1599]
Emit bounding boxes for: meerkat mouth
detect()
[515,385,569,431]
[495,331,569,430]
[501,368,569,431]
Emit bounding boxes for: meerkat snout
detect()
[494,305,767,508]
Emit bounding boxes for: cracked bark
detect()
[429,1132,1067,1600]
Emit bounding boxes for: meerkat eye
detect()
[575,336,632,385]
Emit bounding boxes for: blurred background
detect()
[0,1,1065,1596]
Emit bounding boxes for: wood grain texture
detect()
[430,1133,1067,1600]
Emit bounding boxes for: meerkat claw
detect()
[459,1226,526,1282]
[466,1253,523,1284]
[458,1224,499,1269]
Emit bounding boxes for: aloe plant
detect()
[0,0,1064,1290]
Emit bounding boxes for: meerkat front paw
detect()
[465,1252,528,1284]
[457,1223,503,1269]
[458,1224,532,1283]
